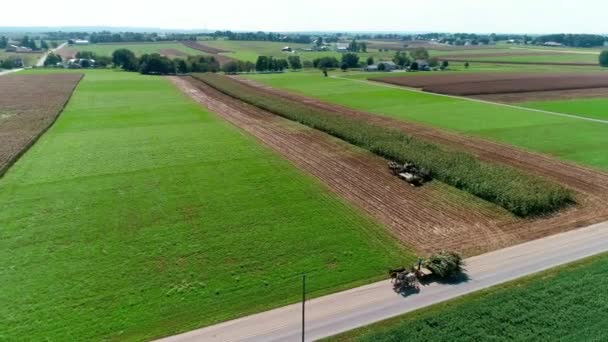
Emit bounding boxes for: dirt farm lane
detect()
[157,220,608,342]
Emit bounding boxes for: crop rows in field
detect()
[181,75,608,257]
[192,73,573,217]
[0,74,82,176]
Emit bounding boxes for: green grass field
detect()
[327,252,608,341]
[60,42,204,57]
[522,97,608,121]
[244,71,608,171]
[0,70,409,341]
[0,51,43,67]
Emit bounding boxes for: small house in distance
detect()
[336,43,349,52]
[543,41,563,47]
[415,59,430,71]
[68,39,90,45]
[365,61,398,72]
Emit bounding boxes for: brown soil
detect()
[159,48,188,57]
[371,73,608,95]
[180,41,235,66]
[371,73,588,88]
[426,74,608,95]
[438,51,566,59]
[172,76,608,257]
[0,74,82,177]
[437,58,595,66]
[471,87,608,103]
[180,41,232,54]
[55,46,76,59]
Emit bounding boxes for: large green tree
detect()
[341,53,360,68]
[287,55,302,70]
[44,53,62,66]
[112,49,138,71]
[600,50,608,67]
[410,47,430,60]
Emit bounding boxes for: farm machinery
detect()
[390,252,464,292]
[389,263,432,291]
[388,161,431,186]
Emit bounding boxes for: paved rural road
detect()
[157,220,608,342]
[36,42,67,67]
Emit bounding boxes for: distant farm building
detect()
[365,61,398,72]
[415,59,430,71]
[68,39,90,45]
[66,58,95,68]
[543,41,563,47]
[5,45,32,53]
[336,43,349,52]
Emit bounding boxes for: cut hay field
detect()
[522,97,608,121]
[327,252,608,342]
[57,42,204,58]
[0,69,408,341]
[244,71,608,171]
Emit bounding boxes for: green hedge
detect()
[191,73,573,217]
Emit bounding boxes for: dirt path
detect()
[172,76,608,256]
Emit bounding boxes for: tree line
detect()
[0,36,51,51]
[534,34,606,47]
[88,31,199,44]
[111,48,220,74]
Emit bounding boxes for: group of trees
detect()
[0,57,22,69]
[221,60,255,74]
[535,34,606,47]
[211,31,314,44]
[44,53,62,66]
[0,36,8,49]
[112,48,220,74]
[18,36,43,50]
[254,56,289,72]
[347,39,367,52]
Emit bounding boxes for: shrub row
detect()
[191,73,573,217]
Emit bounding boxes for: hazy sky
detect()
[2,0,607,33]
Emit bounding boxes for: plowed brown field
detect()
[159,48,188,57]
[180,41,235,66]
[0,74,82,177]
[371,73,608,95]
[472,87,608,103]
[172,76,608,256]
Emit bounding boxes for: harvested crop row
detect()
[0,73,83,177]
[192,73,573,217]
